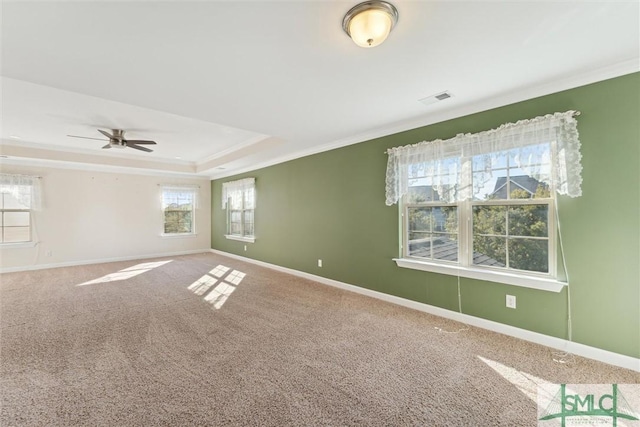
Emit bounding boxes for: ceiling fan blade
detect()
[125,140,156,145]
[98,129,115,139]
[67,134,108,141]
[102,144,112,149]
[127,143,153,153]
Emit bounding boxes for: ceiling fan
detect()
[68,129,157,152]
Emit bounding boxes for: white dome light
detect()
[342,1,399,48]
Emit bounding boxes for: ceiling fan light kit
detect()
[343,1,399,48]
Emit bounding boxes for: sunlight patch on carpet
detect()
[188,275,218,295]
[76,260,173,286]
[478,355,552,402]
[188,265,246,310]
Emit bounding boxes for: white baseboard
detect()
[211,249,640,373]
[0,249,211,274]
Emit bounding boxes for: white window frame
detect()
[222,178,255,243]
[400,197,559,290]
[161,185,198,237]
[0,174,40,247]
[0,191,32,245]
[395,146,564,292]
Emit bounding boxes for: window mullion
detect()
[460,154,472,268]
[461,199,471,268]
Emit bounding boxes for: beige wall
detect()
[0,165,211,271]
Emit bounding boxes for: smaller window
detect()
[0,192,32,243]
[162,186,198,235]
[0,174,40,245]
[222,178,255,242]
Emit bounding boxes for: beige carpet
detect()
[1,252,637,426]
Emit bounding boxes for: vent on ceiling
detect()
[419,91,454,107]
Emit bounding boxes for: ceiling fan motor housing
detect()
[110,129,126,147]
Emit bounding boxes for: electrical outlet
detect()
[46,250,52,257]
[506,295,516,309]
[318,259,322,267]
[244,245,247,251]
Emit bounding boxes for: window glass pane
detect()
[408,158,460,202]
[4,211,30,226]
[507,144,550,172]
[244,188,255,209]
[163,190,194,210]
[509,238,548,273]
[435,206,457,233]
[473,152,508,172]
[433,234,458,262]
[473,206,506,236]
[408,207,432,233]
[408,232,430,258]
[408,205,458,261]
[3,226,30,243]
[164,210,192,233]
[230,222,242,234]
[407,184,434,203]
[3,192,30,209]
[244,210,254,236]
[473,172,502,201]
[508,205,548,237]
[504,168,550,199]
[473,236,506,267]
[473,146,551,201]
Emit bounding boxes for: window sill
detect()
[393,258,566,292]
[0,241,38,249]
[225,235,255,243]
[160,233,197,239]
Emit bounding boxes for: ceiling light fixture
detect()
[342,1,399,48]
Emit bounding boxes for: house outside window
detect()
[0,174,41,245]
[386,111,583,291]
[162,186,198,235]
[222,178,255,242]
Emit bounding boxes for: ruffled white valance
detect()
[0,173,42,210]
[385,111,582,205]
[221,177,255,210]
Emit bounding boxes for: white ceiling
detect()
[1,1,638,178]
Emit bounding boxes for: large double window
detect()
[0,174,41,245]
[386,111,583,289]
[405,146,554,275]
[222,178,255,242]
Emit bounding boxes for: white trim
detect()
[0,241,38,249]
[0,249,210,274]
[224,234,255,243]
[394,258,565,292]
[210,249,639,373]
[160,233,198,239]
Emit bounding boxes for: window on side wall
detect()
[162,186,198,235]
[404,145,554,276]
[0,174,41,245]
[386,111,583,291]
[222,178,255,243]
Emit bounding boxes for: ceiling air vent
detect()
[419,91,454,107]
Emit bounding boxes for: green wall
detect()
[212,73,640,359]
